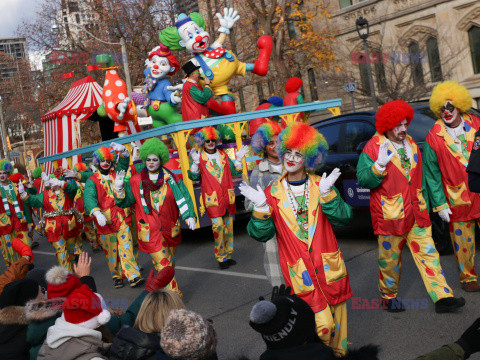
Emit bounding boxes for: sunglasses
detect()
[205,140,215,144]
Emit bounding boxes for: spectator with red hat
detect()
[357,100,465,313]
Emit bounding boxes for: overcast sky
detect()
[0,0,41,38]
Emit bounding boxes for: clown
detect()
[0,160,33,266]
[357,100,465,313]
[245,121,285,286]
[424,81,480,292]
[19,173,80,271]
[188,127,248,269]
[241,122,352,356]
[32,167,43,194]
[159,8,272,115]
[114,138,197,296]
[137,44,182,127]
[83,143,143,289]
[283,77,306,123]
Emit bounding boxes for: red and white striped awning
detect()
[41,76,103,122]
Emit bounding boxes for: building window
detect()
[468,26,480,74]
[268,80,275,96]
[307,68,318,101]
[374,61,386,93]
[358,55,370,94]
[408,41,424,86]
[238,88,246,112]
[257,83,265,102]
[426,37,442,82]
[339,0,352,9]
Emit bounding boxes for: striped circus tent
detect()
[41,76,103,177]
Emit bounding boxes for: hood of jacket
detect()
[0,305,29,344]
[110,325,161,360]
[45,315,102,349]
[25,297,64,322]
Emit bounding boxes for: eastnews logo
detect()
[351,51,428,64]
[351,297,429,310]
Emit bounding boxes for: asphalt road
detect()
[1,217,479,360]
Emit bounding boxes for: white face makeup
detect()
[441,101,460,125]
[266,135,279,160]
[205,139,216,151]
[178,21,210,53]
[146,154,161,172]
[386,119,408,143]
[148,55,172,79]
[283,148,305,173]
[0,171,8,183]
[100,161,112,170]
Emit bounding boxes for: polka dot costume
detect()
[448,220,478,283]
[212,214,234,263]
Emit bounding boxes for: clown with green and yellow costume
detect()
[114,138,196,296]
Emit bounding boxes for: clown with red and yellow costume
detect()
[242,122,352,356]
[83,144,143,289]
[423,81,480,292]
[19,172,79,271]
[188,126,248,269]
[357,100,465,313]
[0,160,33,267]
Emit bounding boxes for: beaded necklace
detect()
[390,140,410,174]
[285,176,310,232]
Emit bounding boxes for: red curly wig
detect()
[285,77,303,93]
[375,100,414,135]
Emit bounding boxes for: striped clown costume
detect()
[245,122,353,356]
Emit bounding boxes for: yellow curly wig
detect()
[429,81,472,117]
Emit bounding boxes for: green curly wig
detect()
[159,13,207,50]
[32,167,42,179]
[140,138,170,165]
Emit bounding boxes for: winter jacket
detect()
[0,304,30,360]
[0,257,31,295]
[109,325,161,360]
[37,315,111,360]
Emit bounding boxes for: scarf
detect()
[0,182,23,218]
[141,73,158,108]
[140,167,164,214]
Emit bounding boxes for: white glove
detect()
[190,150,201,164]
[116,97,130,120]
[110,142,129,157]
[438,208,452,223]
[239,182,267,209]
[114,170,126,192]
[319,168,341,196]
[186,217,197,231]
[49,178,65,189]
[215,8,240,34]
[235,145,249,161]
[93,210,107,227]
[170,92,182,105]
[64,169,78,178]
[41,172,49,182]
[375,142,395,169]
[167,83,184,92]
[17,181,26,196]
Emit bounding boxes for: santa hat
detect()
[62,284,111,329]
[375,100,414,135]
[46,266,82,299]
[285,77,303,93]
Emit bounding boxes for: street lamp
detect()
[355,16,378,111]
[51,21,132,94]
[0,96,9,160]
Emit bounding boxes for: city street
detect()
[2,216,479,360]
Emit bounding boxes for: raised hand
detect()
[239,182,267,208]
[190,149,201,164]
[215,7,240,34]
[74,252,92,278]
[376,142,395,168]
[64,169,78,178]
[116,97,130,120]
[17,181,26,196]
[110,142,128,156]
[319,168,341,196]
[235,145,249,161]
[114,170,126,192]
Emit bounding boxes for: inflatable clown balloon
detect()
[159,7,273,115]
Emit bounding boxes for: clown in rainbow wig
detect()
[423,81,480,292]
[189,126,248,269]
[19,168,80,271]
[241,122,352,356]
[0,159,34,266]
[246,121,285,286]
[82,142,144,289]
[357,100,466,313]
[114,137,196,296]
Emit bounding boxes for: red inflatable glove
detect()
[145,266,175,292]
[12,238,33,262]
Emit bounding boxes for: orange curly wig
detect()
[375,100,414,135]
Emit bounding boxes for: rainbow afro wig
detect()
[140,138,170,165]
[430,81,472,117]
[92,147,117,166]
[375,100,414,135]
[277,122,328,171]
[32,167,42,179]
[73,162,87,172]
[251,121,283,155]
[0,160,13,174]
[194,127,221,148]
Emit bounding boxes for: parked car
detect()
[311,105,479,255]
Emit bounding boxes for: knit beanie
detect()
[62,284,111,329]
[249,295,316,350]
[26,268,47,290]
[46,266,82,299]
[0,278,39,309]
[160,309,217,360]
